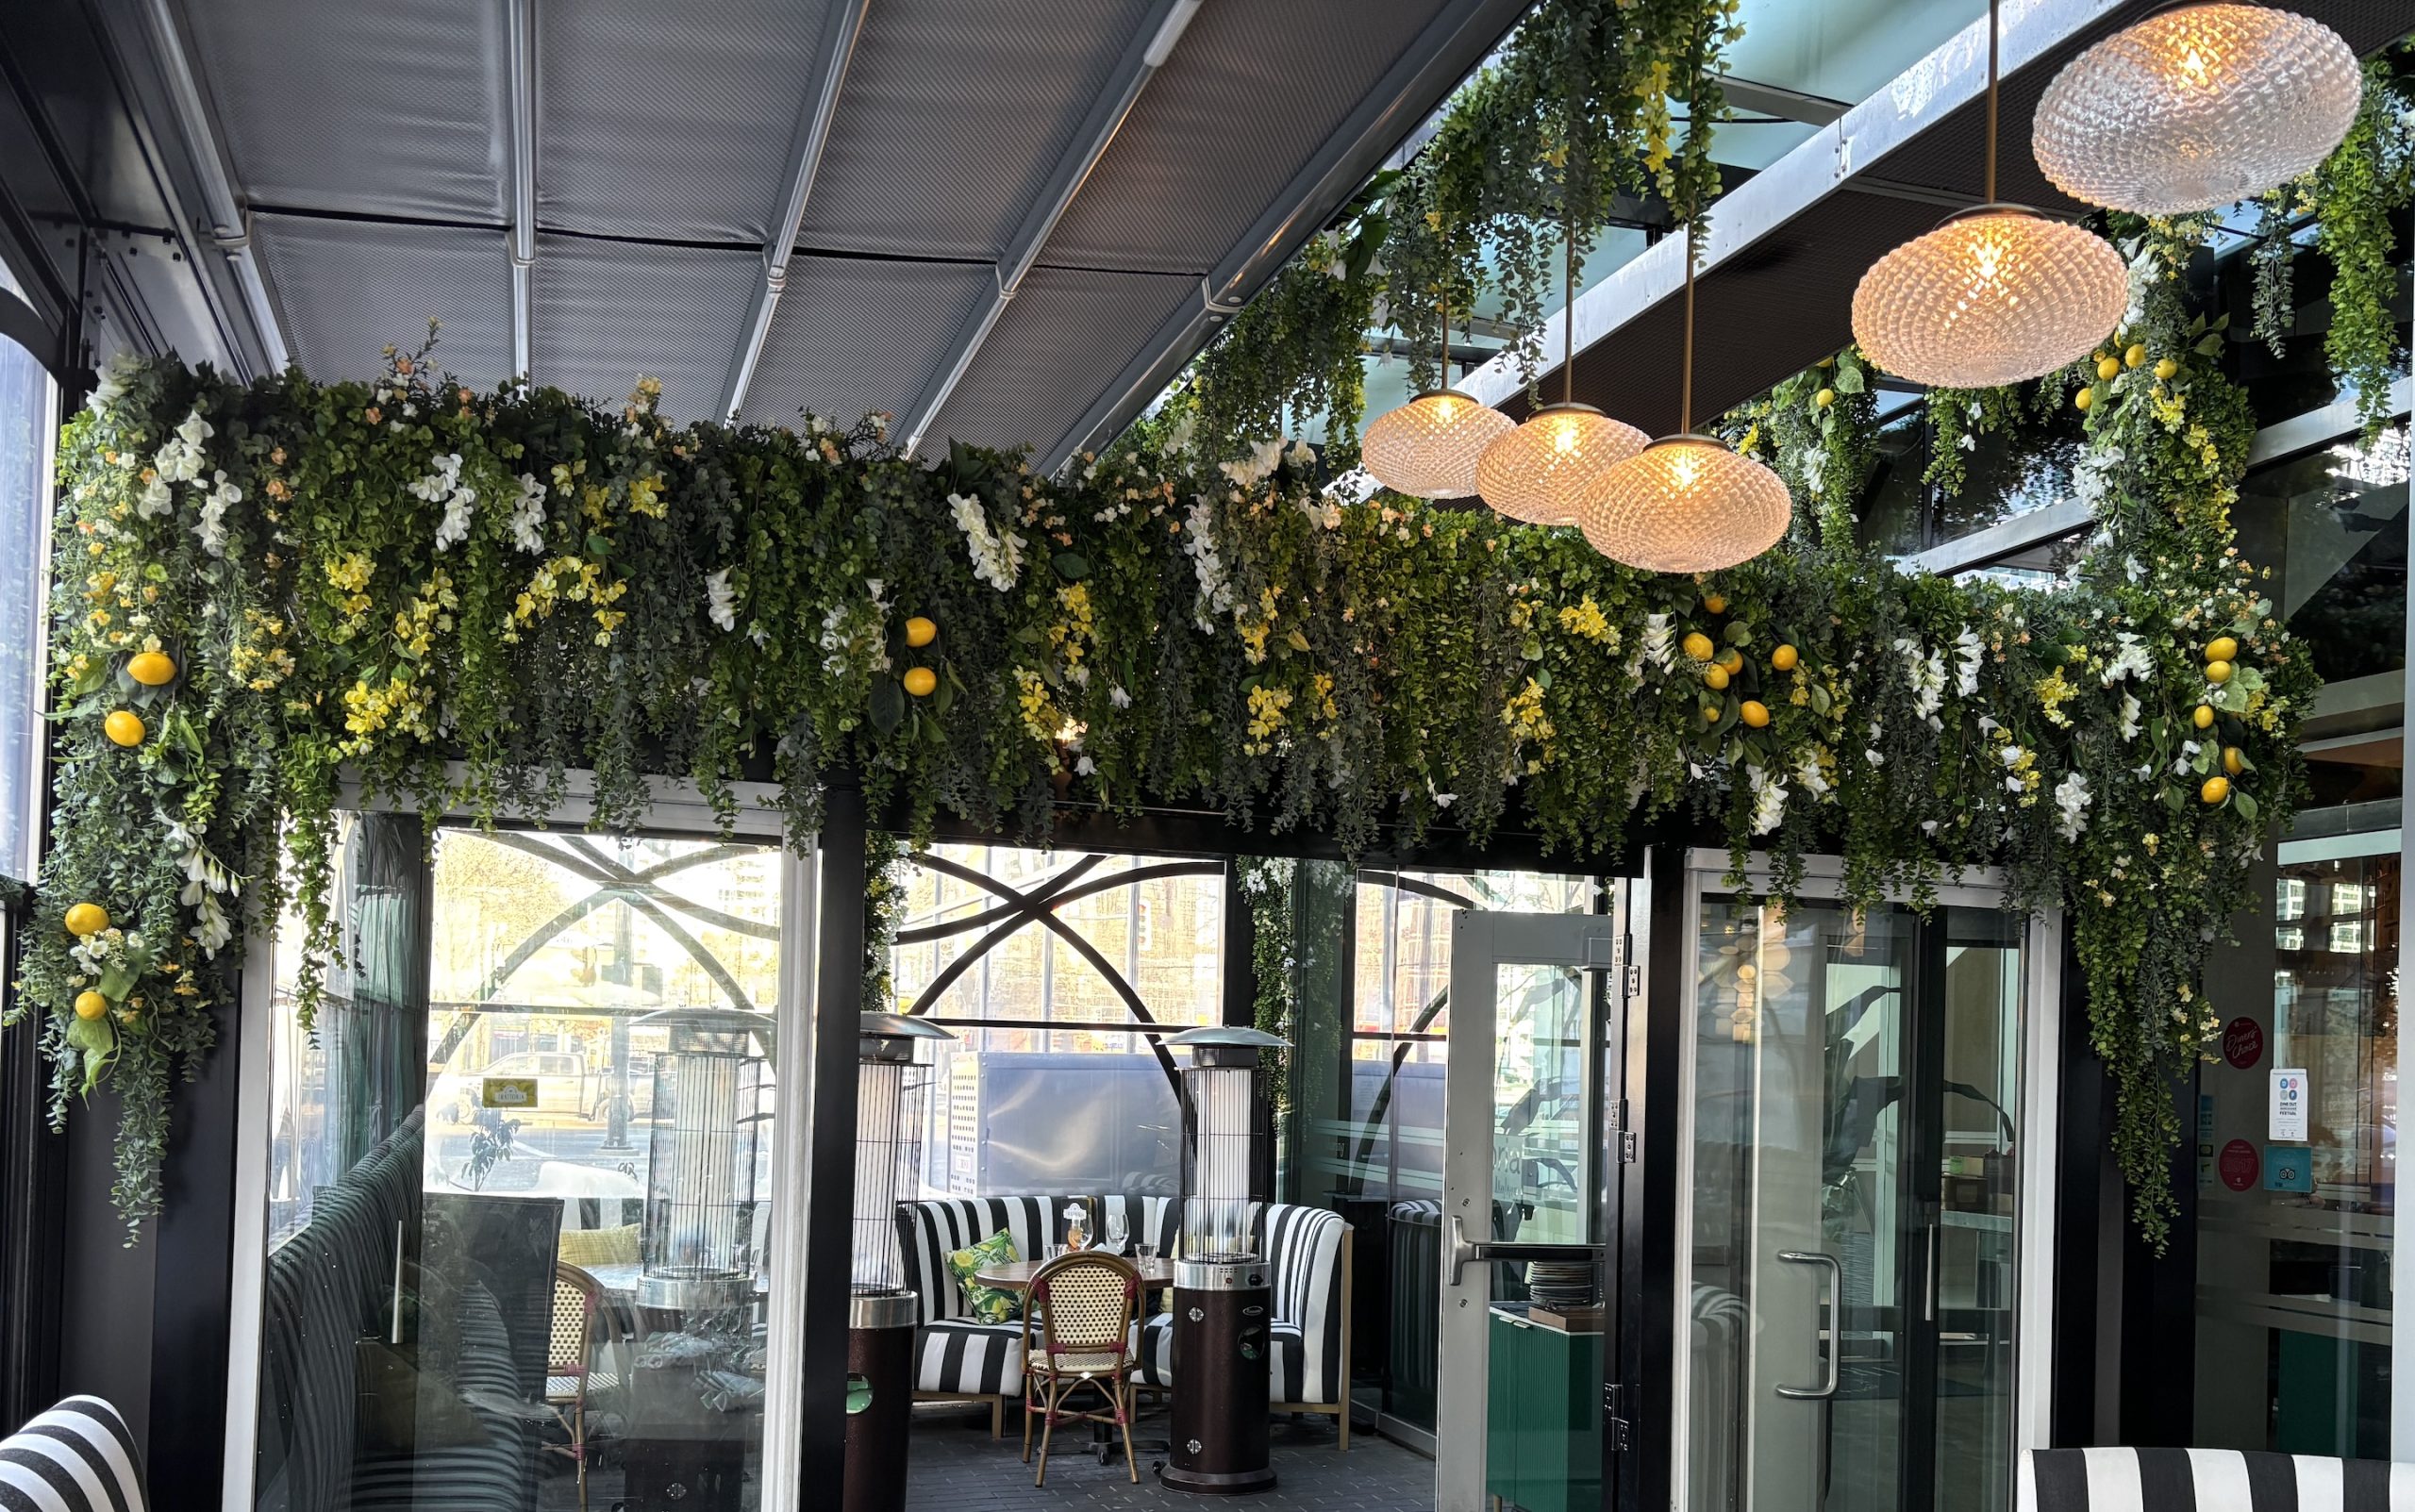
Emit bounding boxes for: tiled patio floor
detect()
[903,1401,1433,1511]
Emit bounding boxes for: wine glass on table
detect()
[1107,1211,1129,1255]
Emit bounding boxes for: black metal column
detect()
[1617,845,1683,1512]
[0,901,64,1432]
[799,785,870,1503]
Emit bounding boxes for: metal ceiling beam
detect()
[133,0,289,376]
[1041,0,1532,474]
[503,0,537,381]
[896,0,1200,457]
[716,0,874,423]
[1716,74,1852,127]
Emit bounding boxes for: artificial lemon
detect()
[2154,357,2178,381]
[901,667,938,698]
[2074,388,2093,412]
[2205,659,2233,685]
[1770,643,1799,673]
[2096,356,2122,381]
[1681,631,1715,663]
[2223,746,2244,775]
[1702,593,1727,615]
[1701,704,1722,723]
[1702,664,1730,691]
[2192,704,2215,730]
[2124,343,2147,370]
[103,710,144,747]
[1813,388,1835,409]
[125,650,176,687]
[2204,636,2238,663]
[904,616,938,649]
[62,903,108,938]
[1716,648,1743,674]
[1740,700,1771,728]
[2200,775,2230,806]
[74,991,108,1022]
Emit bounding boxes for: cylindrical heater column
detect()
[1160,1026,1286,1496]
[844,1012,953,1512]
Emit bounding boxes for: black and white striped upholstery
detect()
[1134,1205,1349,1409]
[899,1193,1181,1400]
[0,1396,147,1512]
[2023,1447,2415,1510]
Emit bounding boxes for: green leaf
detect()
[1054,551,1091,582]
[1809,685,1831,717]
[2233,790,2259,824]
[586,533,610,557]
[868,679,905,737]
[1722,622,1752,646]
[96,961,136,999]
[1833,363,1866,395]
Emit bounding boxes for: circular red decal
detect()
[2219,1138,2260,1192]
[2223,1017,2263,1071]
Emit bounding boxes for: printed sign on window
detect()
[483,1076,539,1109]
[2269,1068,2307,1143]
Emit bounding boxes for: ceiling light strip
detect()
[716,0,874,423]
[896,0,1199,457]
[504,0,538,381]
[136,0,289,375]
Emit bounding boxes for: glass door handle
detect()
[1444,1214,1604,1286]
[1774,1250,1841,1401]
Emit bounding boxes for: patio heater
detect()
[1162,1025,1284,1496]
[846,1011,952,1512]
[634,1008,771,1312]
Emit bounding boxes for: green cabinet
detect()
[1484,1307,1604,1512]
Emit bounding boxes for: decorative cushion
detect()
[946,1228,1024,1324]
[558,1223,639,1266]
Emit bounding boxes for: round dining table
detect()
[974,1254,1177,1292]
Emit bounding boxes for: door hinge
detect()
[1619,1130,1639,1164]
[1604,1384,1633,1452]
[1624,961,1641,1000]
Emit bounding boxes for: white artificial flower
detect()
[1793,751,1831,799]
[1182,498,1233,631]
[704,568,737,632]
[193,470,242,557]
[1074,755,1095,776]
[948,491,1025,592]
[1998,744,2027,769]
[2053,770,2092,839]
[1109,685,1132,709]
[154,409,213,484]
[411,454,475,551]
[87,351,141,410]
[508,472,547,554]
[1747,764,1789,836]
[1953,627,1983,697]
[137,474,173,519]
[1641,613,1674,673]
[1299,494,1342,530]
[1219,440,1286,490]
[1160,411,1198,457]
[1284,440,1317,474]
[1895,637,1945,728]
[2118,692,2142,741]
[2101,631,2154,687]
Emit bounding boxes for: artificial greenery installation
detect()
[1235,856,1297,1118]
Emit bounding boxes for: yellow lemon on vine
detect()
[1702,664,1730,691]
[1813,388,1835,409]
[1701,704,1722,723]
[2096,356,2122,381]
[1702,593,1727,615]
[2154,357,2178,381]
[904,616,938,648]
[2192,704,2215,730]
[2223,746,2244,775]
[901,667,938,698]
[2200,775,2230,806]
[1681,631,1715,663]
[1770,643,1800,673]
[1716,649,1743,675]
[2204,636,2238,663]
[2124,343,2147,370]
[2074,388,2094,412]
[2205,659,2233,685]
[74,991,108,1022]
[1740,700,1771,728]
[63,902,108,938]
[104,710,145,747]
[125,650,176,686]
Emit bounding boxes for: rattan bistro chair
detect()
[1019,1250,1142,1486]
[544,1261,622,1511]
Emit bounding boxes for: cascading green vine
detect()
[1235,856,1296,1118]
[18,316,2314,1240]
[1920,384,2036,501]
[1727,345,1877,552]
[864,830,908,1014]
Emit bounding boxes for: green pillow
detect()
[946,1228,1023,1324]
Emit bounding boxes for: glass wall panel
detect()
[887,841,1225,1197]
[252,822,787,1512]
[0,334,51,884]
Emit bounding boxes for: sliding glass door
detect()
[1677,854,2053,1512]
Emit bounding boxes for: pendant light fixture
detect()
[1851,0,2127,390]
[1476,209,1647,525]
[1361,272,1513,499]
[1577,212,1791,573]
[2032,2,2360,216]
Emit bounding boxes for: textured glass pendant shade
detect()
[1578,435,1792,573]
[1475,404,1648,524]
[1852,206,2127,388]
[2033,3,2360,215]
[1362,390,1515,498]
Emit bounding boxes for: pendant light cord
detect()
[1984,0,2000,203]
[1562,191,1576,405]
[1680,219,1695,435]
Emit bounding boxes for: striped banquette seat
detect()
[0,1396,147,1512]
[2023,1447,2415,1510]
[897,1196,1352,1445]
